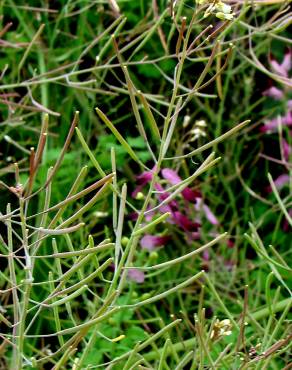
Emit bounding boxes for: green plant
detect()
[0,1,291,369]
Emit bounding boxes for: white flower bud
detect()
[183,115,191,128]
[216,12,234,20]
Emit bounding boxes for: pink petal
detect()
[161,168,181,184]
[261,112,292,133]
[140,235,170,250]
[266,174,290,192]
[195,199,219,225]
[270,58,288,78]
[202,250,209,261]
[154,183,178,211]
[190,231,201,240]
[280,50,291,73]
[283,111,292,126]
[202,204,219,225]
[263,86,284,100]
[274,174,290,189]
[127,269,145,283]
[185,231,201,244]
[136,170,154,184]
[260,117,279,133]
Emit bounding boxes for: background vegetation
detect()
[0,0,291,369]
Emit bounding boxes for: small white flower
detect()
[191,128,205,136]
[196,119,207,127]
[190,127,206,141]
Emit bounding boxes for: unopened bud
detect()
[135,192,144,200]
[121,236,129,247]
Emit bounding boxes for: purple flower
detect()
[127,268,145,283]
[270,49,291,78]
[140,235,170,251]
[161,168,200,203]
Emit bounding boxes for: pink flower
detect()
[140,235,171,250]
[281,50,292,72]
[132,167,218,244]
[273,174,290,189]
[202,204,219,225]
[263,86,284,100]
[266,174,290,193]
[202,250,210,261]
[161,168,200,202]
[261,52,291,133]
[195,198,219,225]
[161,168,181,184]
[261,111,292,133]
[127,268,145,283]
[270,49,291,78]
